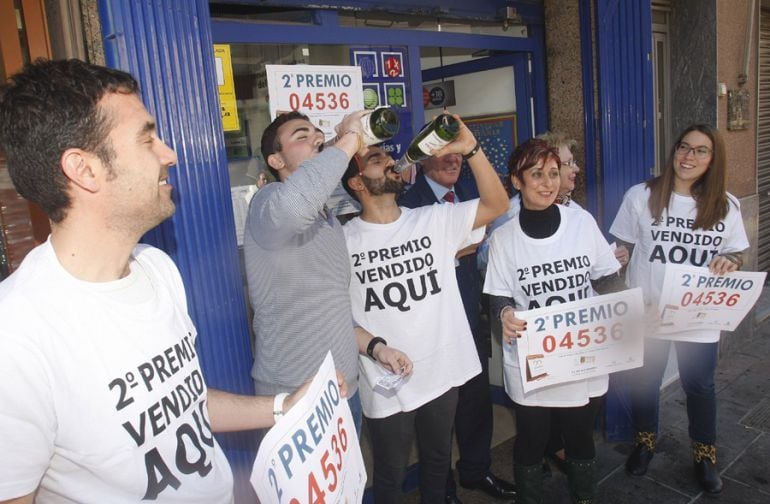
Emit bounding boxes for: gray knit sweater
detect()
[244,147,359,396]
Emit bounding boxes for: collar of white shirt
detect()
[424,175,457,203]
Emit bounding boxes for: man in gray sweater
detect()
[244,111,411,435]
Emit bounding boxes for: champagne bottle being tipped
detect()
[393,113,461,172]
[360,106,400,146]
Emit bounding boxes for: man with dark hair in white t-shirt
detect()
[340,116,509,503]
[0,59,346,504]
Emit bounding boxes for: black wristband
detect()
[366,337,387,359]
[463,142,481,160]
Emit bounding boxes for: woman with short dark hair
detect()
[484,138,623,503]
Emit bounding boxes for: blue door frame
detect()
[96,1,546,496]
[579,0,655,441]
[94,0,653,485]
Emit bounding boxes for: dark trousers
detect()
[628,338,719,444]
[513,397,603,466]
[367,388,459,504]
[348,390,363,438]
[448,348,494,488]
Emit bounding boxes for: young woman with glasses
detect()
[610,124,749,494]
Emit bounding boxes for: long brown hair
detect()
[647,124,728,230]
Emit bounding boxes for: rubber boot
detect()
[693,441,723,493]
[514,463,544,504]
[626,431,656,476]
[566,458,596,504]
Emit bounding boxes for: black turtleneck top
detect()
[518,203,561,239]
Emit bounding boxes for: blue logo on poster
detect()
[354,52,378,79]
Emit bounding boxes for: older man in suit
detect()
[398,152,515,503]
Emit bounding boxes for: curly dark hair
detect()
[0,59,138,223]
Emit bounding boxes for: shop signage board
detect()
[350,47,413,164]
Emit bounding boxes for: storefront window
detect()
[225,43,399,245]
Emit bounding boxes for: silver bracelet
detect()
[499,305,514,321]
[273,392,289,423]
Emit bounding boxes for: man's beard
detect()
[362,175,404,195]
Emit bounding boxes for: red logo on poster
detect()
[384,56,401,77]
[423,87,430,107]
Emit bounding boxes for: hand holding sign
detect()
[508,288,645,393]
[251,352,366,503]
[657,264,766,334]
[281,369,349,420]
[500,307,527,344]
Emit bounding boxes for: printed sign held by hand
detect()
[251,351,366,503]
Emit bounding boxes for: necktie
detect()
[443,190,455,203]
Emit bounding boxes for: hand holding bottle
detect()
[393,113,462,172]
[360,106,400,146]
[428,114,478,159]
[333,110,370,157]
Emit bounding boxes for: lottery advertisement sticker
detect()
[265,64,363,138]
[508,288,645,394]
[251,351,366,503]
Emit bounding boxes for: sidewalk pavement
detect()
[408,288,770,503]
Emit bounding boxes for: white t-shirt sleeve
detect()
[610,184,646,244]
[584,213,622,279]
[483,222,516,298]
[0,317,55,498]
[444,199,481,252]
[720,198,750,254]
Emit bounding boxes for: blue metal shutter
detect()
[595,0,654,441]
[596,0,655,231]
[98,0,258,481]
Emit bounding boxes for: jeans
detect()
[627,338,719,444]
[366,388,459,504]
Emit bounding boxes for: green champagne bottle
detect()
[360,106,400,146]
[394,113,460,172]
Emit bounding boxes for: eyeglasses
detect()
[675,143,712,160]
[560,159,578,168]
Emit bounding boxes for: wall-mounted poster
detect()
[455,114,517,198]
[465,113,517,170]
[214,44,240,131]
[350,47,413,163]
